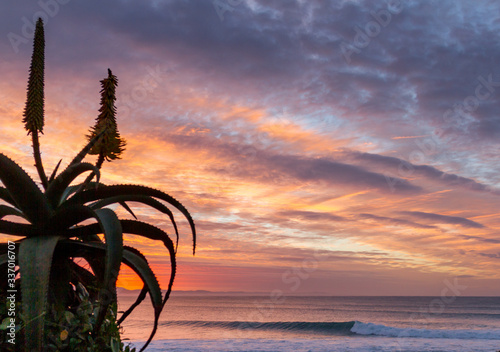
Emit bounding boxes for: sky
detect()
[0,0,499,296]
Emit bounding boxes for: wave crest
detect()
[352,321,500,340]
[158,320,500,340]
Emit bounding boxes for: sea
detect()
[117,294,500,352]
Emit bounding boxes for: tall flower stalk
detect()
[87,69,126,170]
[22,18,48,189]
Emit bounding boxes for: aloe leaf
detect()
[68,219,176,306]
[45,162,101,208]
[94,208,123,289]
[121,246,162,352]
[89,194,180,250]
[47,205,117,299]
[123,246,162,311]
[0,153,52,226]
[74,171,100,195]
[67,219,176,308]
[0,204,25,220]
[64,184,196,254]
[67,219,176,302]
[69,260,98,289]
[64,219,177,307]
[118,220,176,308]
[59,181,103,204]
[0,219,37,237]
[68,130,105,168]
[66,256,103,302]
[0,187,16,206]
[19,235,61,352]
[93,208,123,332]
[60,184,80,203]
[47,204,95,231]
[0,242,10,253]
[0,240,19,253]
[48,206,123,314]
[119,201,137,219]
[0,254,8,265]
[47,239,105,296]
[48,159,62,184]
[117,286,147,325]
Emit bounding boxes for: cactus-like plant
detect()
[0,18,196,352]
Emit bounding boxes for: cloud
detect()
[276,210,346,223]
[359,213,436,229]
[401,211,485,229]
[478,252,500,259]
[157,130,422,194]
[459,235,500,244]
[267,154,422,193]
[348,151,497,194]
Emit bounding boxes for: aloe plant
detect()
[0,18,196,352]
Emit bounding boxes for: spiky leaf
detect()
[45,162,100,208]
[64,184,196,254]
[118,220,176,308]
[0,187,16,206]
[68,129,106,168]
[0,220,36,237]
[121,246,163,352]
[93,208,123,332]
[0,153,52,226]
[90,194,180,250]
[117,286,148,325]
[0,205,25,220]
[48,159,62,184]
[20,235,61,352]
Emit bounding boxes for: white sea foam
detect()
[351,321,500,340]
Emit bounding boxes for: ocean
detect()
[117,294,500,352]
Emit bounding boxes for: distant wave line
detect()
[159,320,354,334]
[157,320,500,340]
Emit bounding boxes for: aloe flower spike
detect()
[87,68,126,169]
[23,18,48,188]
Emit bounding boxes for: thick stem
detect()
[32,131,48,189]
[95,153,105,170]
